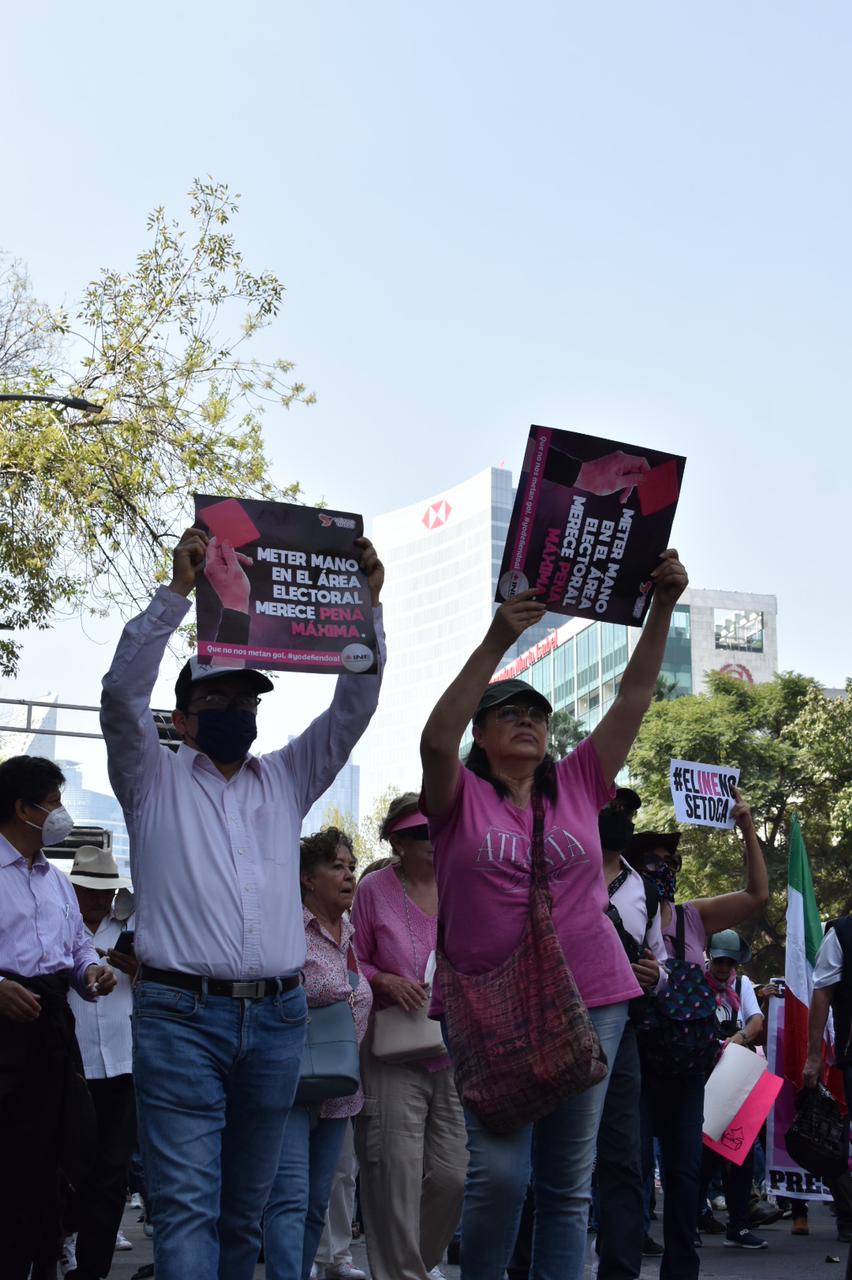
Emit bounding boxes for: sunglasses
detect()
[493,704,550,725]
[398,825,431,842]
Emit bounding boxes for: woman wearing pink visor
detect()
[352,793,467,1280]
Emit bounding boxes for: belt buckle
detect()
[231,980,264,999]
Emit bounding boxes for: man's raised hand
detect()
[169,527,209,598]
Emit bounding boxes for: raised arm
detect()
[100,527,205,815]
[693,792,770,936]
[420,591,546,818]
[283,538,386,816]
[590,550,689,786]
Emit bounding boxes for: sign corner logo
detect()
[422,500,452,530]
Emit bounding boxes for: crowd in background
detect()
[3,529,852,1280]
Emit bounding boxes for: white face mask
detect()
[26,802,75,847]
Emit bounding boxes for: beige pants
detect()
[355,1048,467,1280]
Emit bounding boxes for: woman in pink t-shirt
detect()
[420,549,688,1280]
[352,794,467,1280]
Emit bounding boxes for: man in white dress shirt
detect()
[66,846,137,1280]
[101,524,385,1280]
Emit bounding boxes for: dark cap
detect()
[473,678,553,723]
[613,787,642,812]
[174,658,274,711]
[626,830,682,867]
[708,930,752,964]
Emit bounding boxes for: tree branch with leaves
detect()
[0,178,313,675]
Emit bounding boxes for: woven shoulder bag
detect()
[436,791,608,1134]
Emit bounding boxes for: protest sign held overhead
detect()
[193,495,378,675]
[496,425,686,626]
[670,759,741,829]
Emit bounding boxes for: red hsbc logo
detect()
[422,500,452,530]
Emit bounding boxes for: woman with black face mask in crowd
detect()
[626,791,769,1280]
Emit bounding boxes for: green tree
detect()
[548,708,584,759]
[0,179,313,676]
[316,803,370,865]
[356,784,406,870]
[627,671,852,977]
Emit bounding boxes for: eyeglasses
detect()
[188,693,261,713]
[398,825,431,842]
[494,704,550,725]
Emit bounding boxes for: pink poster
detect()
[703,1072,783,1167]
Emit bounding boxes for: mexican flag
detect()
[783,814,830,1088]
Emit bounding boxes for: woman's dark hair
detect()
[380,792,421,843]
[464,742,558,803]
[0,756,66,824]
[299,826,354,898]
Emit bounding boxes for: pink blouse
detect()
[303,906,373,1118]
[351,864,451,1073]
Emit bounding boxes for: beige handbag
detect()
[371,872,446,1063]
[372,1002,446,1062]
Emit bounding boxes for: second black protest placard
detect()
[496,426,686,626]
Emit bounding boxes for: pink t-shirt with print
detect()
[429,736,642,1010]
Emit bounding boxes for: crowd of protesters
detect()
[2,527,852,1280]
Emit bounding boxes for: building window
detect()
[714,609,764,653]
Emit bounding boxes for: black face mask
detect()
[598,810,635,853]
[193,709,257,764]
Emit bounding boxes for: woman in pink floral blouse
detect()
[264,828,373,1280]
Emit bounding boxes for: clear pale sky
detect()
[2,1,851,788]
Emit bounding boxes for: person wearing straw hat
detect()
[65,846,138,1280]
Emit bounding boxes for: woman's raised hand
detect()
[485,590,547,655]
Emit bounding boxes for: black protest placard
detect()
[496,426,686,626]
[193,495,377,675]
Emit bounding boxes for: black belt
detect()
[140,965,301,999]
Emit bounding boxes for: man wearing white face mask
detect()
[0,755,117,1280]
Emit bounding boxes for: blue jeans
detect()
[641,1071,705,1280]
[264,1108,349,1280]
[459,1001,628,1280]
[132,979,307,1280]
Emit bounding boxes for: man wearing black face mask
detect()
[101,524,386,1280]
[0,755,117,1279]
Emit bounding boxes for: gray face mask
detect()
[26,802,75,847]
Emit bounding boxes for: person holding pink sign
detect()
[420,548,688,1280]
[100,525,386,1280]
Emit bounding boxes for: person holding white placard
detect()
[698,931,775,1249]
[626,792,769,1280]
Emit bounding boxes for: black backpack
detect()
[636,905,719,1081]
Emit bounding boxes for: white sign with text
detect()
[669,759,740,830]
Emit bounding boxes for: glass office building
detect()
[492,588,778,733]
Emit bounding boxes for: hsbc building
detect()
[359,467,561,810]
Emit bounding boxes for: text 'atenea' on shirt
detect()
[428,736,643,1010]
[100,585,385,980]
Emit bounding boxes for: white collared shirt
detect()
[68,911,135,1078]
[101,587,385,979]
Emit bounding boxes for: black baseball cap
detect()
[612,787,642,812]
[175,658,274,711]
[473,678,553,724]
[626,830,682,868]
